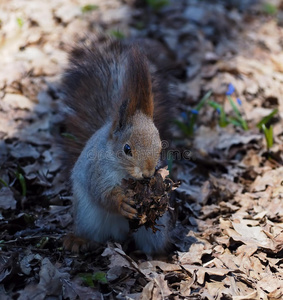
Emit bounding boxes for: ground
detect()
[1,0,283,299]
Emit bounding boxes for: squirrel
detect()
[61,38,174,254]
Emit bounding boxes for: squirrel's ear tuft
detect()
[112,46,154,134]
[118,98,130,130]
[125,46,154,119]
[112,98,131,133]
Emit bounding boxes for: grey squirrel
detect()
[61,39,174,254]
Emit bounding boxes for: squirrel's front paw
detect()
[108,186,138,219]
[120,195,137,219]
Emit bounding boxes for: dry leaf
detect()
[0,188,17,210]
[178,243,205,265]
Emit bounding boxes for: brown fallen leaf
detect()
[194,125,262,156]
[231,221,273,249]
[235,244,258,257]
[9,142,40,159]
[257,274,283,297]
[178,243,206,265]
[232,291,258,300]
[18,257,69,299]
[62,277,102,300]
[139,261,182,274]
[2,93,34,110]
[205,281,230,298]
[102,242,149,280]
[101,244,131,269]
[250,167,283,192]
[0,187,17,210]
[140,274,171,300]
[181,265,234,285]
[179,274,195,297]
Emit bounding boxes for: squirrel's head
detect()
[112,111,161,179]
[110,46,162,179]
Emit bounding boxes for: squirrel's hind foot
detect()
[63,233,92,253]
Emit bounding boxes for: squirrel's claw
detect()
[107,186,138,219]
[120,200,138,219]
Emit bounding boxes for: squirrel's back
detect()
[61,39,174,168]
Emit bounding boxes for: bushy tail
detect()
[60,38,176,171]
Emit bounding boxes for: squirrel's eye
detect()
[124,144,132,156]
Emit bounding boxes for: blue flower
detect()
[190,109,199,115]
[226,83,235,96]
[181,112,188,121]
[236,98,242,106]
[216,108,221,114]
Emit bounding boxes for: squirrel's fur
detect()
[61,39,174,254]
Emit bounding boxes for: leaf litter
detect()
[122,168,179,233]
[0,0,283,299]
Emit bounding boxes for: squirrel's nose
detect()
[142,167,155,179]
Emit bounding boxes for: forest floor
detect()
[1,0,283,299]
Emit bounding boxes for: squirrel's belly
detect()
[76,203,129,243]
